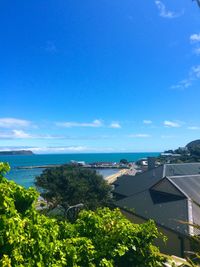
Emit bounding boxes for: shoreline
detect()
[105,169,129,184]
[105,163,137,184]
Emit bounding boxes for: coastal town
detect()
[2,139,200,266]
[1,0,200,266]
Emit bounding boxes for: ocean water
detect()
[0,152,159,188]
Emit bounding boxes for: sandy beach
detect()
[105,169,129,184]
[105,163,137,184]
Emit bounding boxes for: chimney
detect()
[148,157,156,170]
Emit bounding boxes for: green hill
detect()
[186,139,200,150]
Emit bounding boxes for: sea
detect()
[0,152,160,188]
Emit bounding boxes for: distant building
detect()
[113,163,200,257]
[136,158,148,166]
[70,160,86,166]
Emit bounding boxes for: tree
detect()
[35,165,113,213]
[0,162,165,266]
[119,159,128,165]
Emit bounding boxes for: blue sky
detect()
[0,0,200,153]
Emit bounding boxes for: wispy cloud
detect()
[0,146,90,153]
[171,65,200,89]
[187,126,200,130]
[128,134,151,138]
[190,33,200,43]
[192,65,200,77]
[12,130,32,138]
[30,146,88,153]
[190,33,200,56]
[171,79,192,90]
[0,118,31,128]
[155,1,184,19]
[0,130,31,139]
[143,120,152,125]
[172,36,200,86]
[163,120,181,128]
[56,119,103,128]
[0,146,118,154]
[0,130,66,140]
[109,122,121,129]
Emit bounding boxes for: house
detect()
[113,162,200,257]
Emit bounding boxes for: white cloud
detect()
[155,1,183,19]
[164,120,181,128]
[0,118,31,128]
[190,34,200,56]
[171,65,200,90]
[0,130,66,140]
[188,126,200,130]
[12,130,32,138]
[143,120,152,124]
[0,130,32,139]
[128,134,151,138]
[30,146,88,153]
[15,146,117,154]
[109,122,121,129]
[171,79,192,90]
[190,33,200,42]
[191,65,200,78]
[56,119,103,128]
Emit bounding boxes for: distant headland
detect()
[0,150,34,156]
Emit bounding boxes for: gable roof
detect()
[150,178,185,197]
[169,175,200,204]
[164,163,200,177]
[113,165,164,197]
[114,163,200,236]
[116,190,189,235]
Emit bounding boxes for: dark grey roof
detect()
[114,163,200,236]
[169,175,200,204]
[164,163,200,177]
[114,165,164,197]
[151,178,184,197]
[114,163,200,197]
[116,190,189,235]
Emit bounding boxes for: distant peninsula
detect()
[0,150,34,156]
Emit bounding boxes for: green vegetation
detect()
[35,165,113,213]
[0,162,165,266]
[186,140,200,162]
[158,140,200,164]
[119,159,128,165]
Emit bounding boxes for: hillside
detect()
[160,139,200,163]
[186,139,200,150]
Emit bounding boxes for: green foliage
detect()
[0,162,165,266]
[75,208,164,267]
[35,165,113,212]
[119,159,128,165]
[0,162,10,182]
